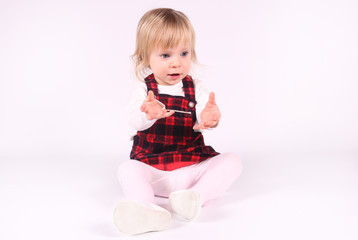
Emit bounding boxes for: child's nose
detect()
[170,56,181,68]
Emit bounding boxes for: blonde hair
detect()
[133,8,197,80]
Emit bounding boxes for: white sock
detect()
[113,201,171,235]
[169,190,201,221]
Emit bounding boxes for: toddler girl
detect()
[113,8,242,235]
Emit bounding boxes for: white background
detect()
[1,0,357,239]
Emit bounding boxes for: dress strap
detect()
[144,74,159,96]
[182,75,196,102]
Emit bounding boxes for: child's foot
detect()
[169,190,201,221]
[113,201,171,235]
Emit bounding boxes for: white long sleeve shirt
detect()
[126,78,210,138]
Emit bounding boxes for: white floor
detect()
[1,153,357,240]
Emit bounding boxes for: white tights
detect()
[117,152,242,206]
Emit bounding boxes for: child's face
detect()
[149,43,192,85]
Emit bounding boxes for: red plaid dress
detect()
[130,74,219,171]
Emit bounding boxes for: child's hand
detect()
[193,92,221,130]
[140,91,174,120]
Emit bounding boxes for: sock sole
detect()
[113,201,171,235]
[169,190,201,220]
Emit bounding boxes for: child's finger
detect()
[146,113,153,120]
[208,92,216,104]
[195,120,217,129]
[154,109,167,119]
[163,110,175,118]
[193,122,205,130]
[204,121,212,127]
[212,113,220,122]
[208,120,218,127]
[147,90,155,101]
[167,110,175,116]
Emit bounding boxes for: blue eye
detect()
[161,54,170,58]
[181,51,189,57]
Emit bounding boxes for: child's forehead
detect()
[153,41,191,52]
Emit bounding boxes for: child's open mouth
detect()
[168,73,181,79]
